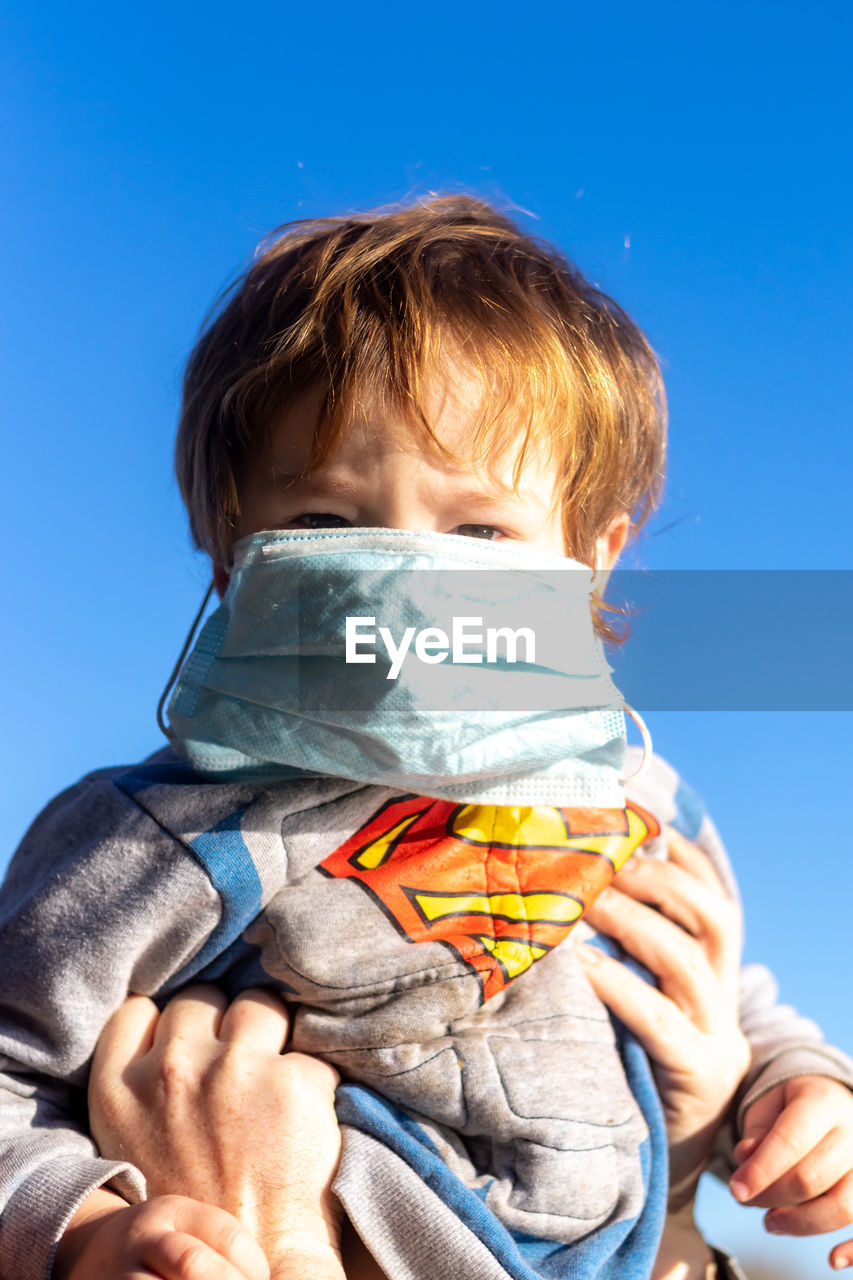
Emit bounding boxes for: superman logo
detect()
[320,796,659,1000]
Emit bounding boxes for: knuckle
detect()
[88,1080,126,1128]
[790,1163,825,1201]
[140,1193,184,1227]
[156,1049,199,1096]
[217,1219,250,1260]
[698,899,740,955]
[770,1127,804,1164]
[282,1050,340,1093]
[676,942,706,983]
[174,1240,212,1279]
[124,1199,168,1250]
[133,1195,167,1221]
[647,1004,673,1043]
[282,1049,330,1079]
[704,895,736,936]
[157,1192,189,1212]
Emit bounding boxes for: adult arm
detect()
[0,770,227,1280]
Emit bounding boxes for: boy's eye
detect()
[453,524,503,540]
[291,513,351,529]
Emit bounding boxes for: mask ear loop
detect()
[621,702,652,785]
[589,544,650,784]
[156,578,217,739]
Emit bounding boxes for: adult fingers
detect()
[763,1171,853,1237]
[276,1048,342,1096]
[583,888,721,1032]
[90,995,161,1083]
[730,1092,837,1204]
[664,826,726,893]
[217,987,290,1052]
[614,855,741,985]
[575,943,701,1069]
[153,984,229,1046]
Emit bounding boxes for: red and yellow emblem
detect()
[320,796,659,1000]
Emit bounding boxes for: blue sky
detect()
[2,1,852,1271]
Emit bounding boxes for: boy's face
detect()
[220,358,629,589]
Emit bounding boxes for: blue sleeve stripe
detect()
[169,809,263,985]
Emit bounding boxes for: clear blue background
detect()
[2,1,851,1273]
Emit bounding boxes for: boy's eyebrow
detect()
[270,469,362,498]
[271,469,524,506]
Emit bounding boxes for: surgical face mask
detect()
[159,528,650,806]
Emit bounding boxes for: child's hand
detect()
[730,1075,853,1270]
[62,1192,270,1280]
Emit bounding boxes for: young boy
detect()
[1,196,852,1280]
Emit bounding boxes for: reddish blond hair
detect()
[175,195,666,569]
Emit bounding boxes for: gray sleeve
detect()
[735,962,853,1128]
[0,773,224,1280]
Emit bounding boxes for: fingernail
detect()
[765,1215,783,1234]
[729,1179,749,1202]
[576,944,601,964]
[618,857,639,871]
[831,1259,851,1270]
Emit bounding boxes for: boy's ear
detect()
[599,512,631,572]
[213,565,231,599]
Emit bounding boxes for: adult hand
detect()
[577,826,751,1212]
[88,985,346,1280]
[731,1074,853,1270]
